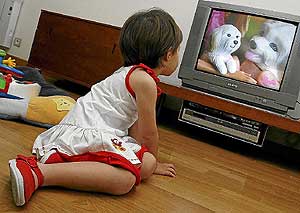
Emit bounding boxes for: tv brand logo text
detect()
[227,83,238,88]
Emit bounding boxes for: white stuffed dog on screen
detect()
[208,24,241,75]
[245,20,296,82]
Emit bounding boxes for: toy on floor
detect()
[0,73,12,93]
[0,49,41,100]
[0,49,24,77]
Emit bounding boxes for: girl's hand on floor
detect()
[154,162,176,177]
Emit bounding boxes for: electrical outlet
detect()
[13,37,22,47]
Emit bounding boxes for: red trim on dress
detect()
[125,66,136,98]
[135,144,149,161]
[125,63,162,98]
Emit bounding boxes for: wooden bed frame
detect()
[29,10,123,87]
[28,10,300,134]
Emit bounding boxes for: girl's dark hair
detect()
[119,8,183,68]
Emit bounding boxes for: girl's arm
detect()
[130,69,159,157]
[130,69,176,177]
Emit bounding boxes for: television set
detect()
[179,0,300,115]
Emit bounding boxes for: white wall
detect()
[7,0,300,86]
[8,0,199,86]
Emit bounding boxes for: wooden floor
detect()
[1,114,300,213]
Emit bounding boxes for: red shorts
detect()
[43,145,149,185]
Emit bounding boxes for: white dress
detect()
[32,65,159,165]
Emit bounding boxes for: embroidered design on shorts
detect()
[111,138,126,151]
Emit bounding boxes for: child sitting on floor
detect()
[9,8,183,206]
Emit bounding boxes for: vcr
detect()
[178,101,268,146]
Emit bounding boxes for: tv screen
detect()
[196,9,297,91]
[179,0,300,114]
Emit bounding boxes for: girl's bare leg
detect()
[140,152,156,180]
[37,161,136,195]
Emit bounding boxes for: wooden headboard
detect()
[29,10,123,87]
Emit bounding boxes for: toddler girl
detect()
[9,8,182,206]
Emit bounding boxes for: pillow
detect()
[0,96,75,128]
